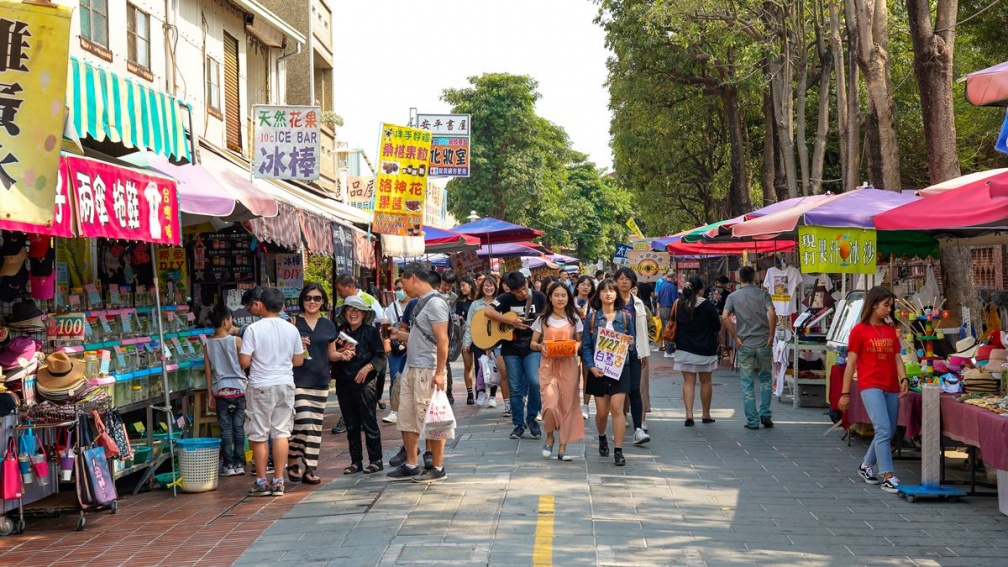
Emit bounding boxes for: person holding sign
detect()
[581,280,636,467]
[530,282,585,461]
[674,277,722,427]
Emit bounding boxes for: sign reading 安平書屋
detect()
[417,114,471,178]
[253,105,321,181]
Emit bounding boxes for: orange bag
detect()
[543,339,578,358]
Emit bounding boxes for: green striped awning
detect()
[68,57,191,162]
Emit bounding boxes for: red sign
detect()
[676,259,701,270]
[66,155,181,246]
[0,158,74,237]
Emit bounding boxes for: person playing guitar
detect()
[484,271,547,440]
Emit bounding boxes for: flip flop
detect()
[286,464,303,483]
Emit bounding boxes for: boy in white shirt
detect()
[239,287,305,496]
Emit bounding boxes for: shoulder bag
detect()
[661,299,679,342]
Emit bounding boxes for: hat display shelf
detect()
[893,300,967,502]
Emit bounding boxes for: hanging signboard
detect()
[0,1,72,227]
[47,312,86,342]
[416,114,471,136]
[0,156,74,237]
[627,250,670,283]
[428,137,469,177]
[372,123,431,236]
[501,257,522,274]
[67,155,181,246]
[252,105,321,180]
[676,259,700,270]
[346,176,374,213]
[798,226,877,274]
[594,327,634,380]
[156,247,187,303]
[613,243,631,266]
[276,253,304,299]
[451,249,488,275]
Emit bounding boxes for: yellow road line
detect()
[532,494,555,567]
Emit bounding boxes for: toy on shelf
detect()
[895,296,948,386]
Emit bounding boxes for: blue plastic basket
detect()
[175,437,221,451]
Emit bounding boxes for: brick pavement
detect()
[2,354,1007,566]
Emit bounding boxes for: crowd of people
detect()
[199,262,790,494]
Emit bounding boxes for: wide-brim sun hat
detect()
[37,352,86,392]
[338,295,375,326]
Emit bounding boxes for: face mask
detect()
[395,290,406,301]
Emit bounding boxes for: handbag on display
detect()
[104,408,132,460]
[91,410,120,458]
[3,436,23,500]
[78,446,117,506]
[661,300,679,342]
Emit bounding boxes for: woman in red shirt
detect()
[839,286,909,494]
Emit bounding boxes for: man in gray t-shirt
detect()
[723,266,777,430]
[388,262,451,484]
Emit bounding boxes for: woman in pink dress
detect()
[531,282,585,461]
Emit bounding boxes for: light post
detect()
[466,210,480,222]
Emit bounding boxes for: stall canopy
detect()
[423,226,481,253]
[668,239,796,255]
[917,168,1008,196]
[452,217,545,245]
[120,151,240,223]
[549,253,579,264]
[476,243,544,258]
[874,180,1008,232]
[198,146,279,219]
[964,60,1008,106]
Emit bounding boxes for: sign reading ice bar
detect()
[252,105,321,180]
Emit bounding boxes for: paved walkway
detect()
[236,355,1008,567]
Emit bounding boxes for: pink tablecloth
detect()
[833,376,922,438]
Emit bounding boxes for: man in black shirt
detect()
[485,271,547,440]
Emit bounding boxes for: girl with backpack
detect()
[530,282,585,461]
[581,279,636,466]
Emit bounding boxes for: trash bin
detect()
[175,438,221,493]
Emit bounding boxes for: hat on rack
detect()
[0,248,27,278]
[954,337,980,359]
[0,336,42,370]
[0,232,26,257]
[29,244,54,276]
[36,352,87,396]
[29,271,55,301]
[0,265,28,303]
[975,343,997,363]
[26,235,51,259]
[7,299,44,329]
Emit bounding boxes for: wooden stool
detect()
[192,391,218,438]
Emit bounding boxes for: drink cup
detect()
[338,331,359,346]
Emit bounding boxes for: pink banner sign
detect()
[66,155,181,246]
[0,157,74,237]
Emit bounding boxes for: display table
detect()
[828,369,920,438]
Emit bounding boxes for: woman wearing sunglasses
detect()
[287,283,345,485]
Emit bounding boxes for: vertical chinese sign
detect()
[67,155,181,246]
[275,252,303,314]
[0,1,71,226]
[252,105,321,180]
[417,113,471,178]
[797,226,877,274]
[372,123,431,236]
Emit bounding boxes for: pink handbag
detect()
[3,437,23,500]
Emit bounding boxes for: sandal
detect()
[286,464,303,483]
[342,462,363,475]
[302,470,322,485]
[363,461,384,474]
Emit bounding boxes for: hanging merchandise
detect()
[3,436,23,500]
[78,446,117,506]
[59,429,75,483]
[30,438,50,487]
[36,352,90,403]
[764,259,803,316]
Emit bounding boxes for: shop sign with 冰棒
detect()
[798,226,877,274]
[372,123,431,236]
[0,1,72,226]
[67,155,181,246]
[253,105,321,180]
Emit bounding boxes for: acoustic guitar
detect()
[470,309,530,350]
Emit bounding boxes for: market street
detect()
[234,354,1008,567]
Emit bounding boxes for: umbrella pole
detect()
[149,242,178,497]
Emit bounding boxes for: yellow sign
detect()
[372,123,432,236]
[626,217,645,239]
[798,226,877,274]
[627,250,670,283]
[0,1,72,226]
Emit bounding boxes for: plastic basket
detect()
[176,437,221,493]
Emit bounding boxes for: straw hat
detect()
[954,337,980,358]
[36,352,86,392]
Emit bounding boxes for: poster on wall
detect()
[332,224,355,275]
[627,250,670,283]
[189,231,256,285]
[252,105,321,180]
[156,247,187,304]
[372,123,431,236]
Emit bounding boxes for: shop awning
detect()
[120,151,238,222]
[246,201,302,251]
[423,226,480,254]
[198,146,279,219]
[918,168,1008,196]
[668,239,797,255]
[477,243,544,258]
[452,217,545,245]
[68,57,191,161]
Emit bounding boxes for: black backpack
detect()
[448,313,464,362]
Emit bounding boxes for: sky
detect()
[332,0,614,171]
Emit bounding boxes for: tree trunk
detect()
[722,85,752,216]
[809,3,832,194]
[796,0,811,195]
[770,51,799,199]
[843,0,862,189]
[762,86,778,204]
[853,0,901,190]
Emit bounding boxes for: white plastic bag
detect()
[424,389,456,431]
[479,354,500,387]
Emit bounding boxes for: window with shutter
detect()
[223,32,241,153]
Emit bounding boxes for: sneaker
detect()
[467,392,475,405]
[382,411,398,424]
[476,391,487,406]
[233,464,245,476]
[633,428,651,445]
[488,396,498,409]
[859,463,880,485]
[744,423,760,430]
[270,480,285,496]
[386,464,423,481]
[509,425,525,439]
[219,465,235,477]
[581,404,589,419]
[880,475,900,494]
[331,417,346,434]
[502,400,510,415]
[411,467,447,483]
[423,450,434,470]
[389,446,420,468]
[248,480,272,497]
[527,419,541,439]
[663,352,675,358]
[760,417,774,428]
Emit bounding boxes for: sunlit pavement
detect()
[236,352,1008,567]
